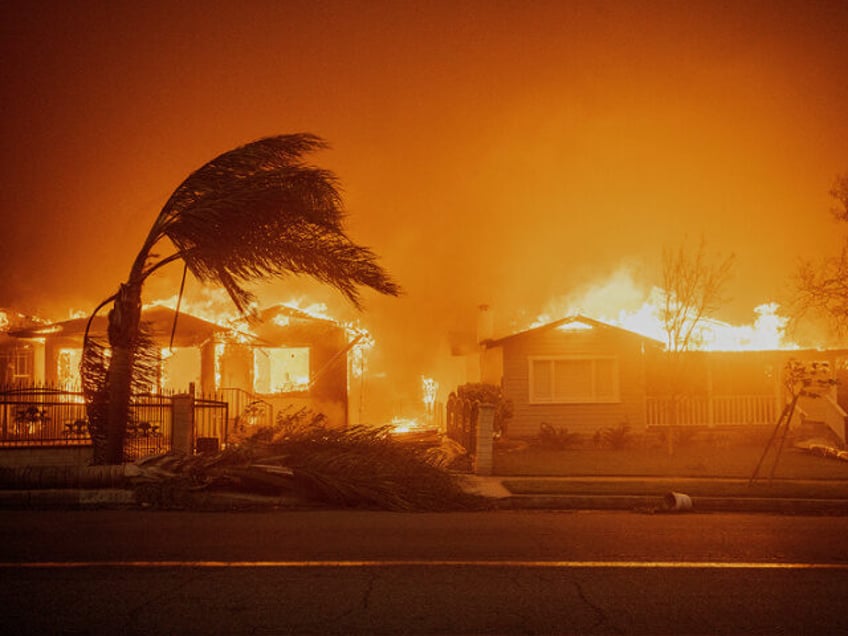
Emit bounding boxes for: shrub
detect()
[596,423,632,450]
[534,422,582,450]
[455,383,513,437]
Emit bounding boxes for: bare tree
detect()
[796,172,848,332]
[83,134,400,464]
[661,237,735,353]
[659,237,734,452]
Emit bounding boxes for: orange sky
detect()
[2,1,847,413]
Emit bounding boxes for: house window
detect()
[529,356,619,403]
[1,347,33,384]
[253,347,310,394]
[58,348,82,390]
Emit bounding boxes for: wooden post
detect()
[475,403,494,475]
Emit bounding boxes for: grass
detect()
[494,440,848,481]
[494,436,848,499]
[501,477,848,499]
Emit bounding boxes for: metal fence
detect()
[194,395,230,450]
[0,385,89,447]
[215,387,274,432]
[0,384,229,458]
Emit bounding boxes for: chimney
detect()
[477,304,494,344]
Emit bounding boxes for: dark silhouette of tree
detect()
[796,172,848,332]
[82,134,400,464]
[659,237,734,454]
[661,237,734,354]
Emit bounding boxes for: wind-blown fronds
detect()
[85,133,400,464]
[140,134,400,312]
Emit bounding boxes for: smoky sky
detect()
[2,0,848,410]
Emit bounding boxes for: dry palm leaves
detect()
[132,423,486,512]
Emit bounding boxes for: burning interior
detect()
[2,302,360,431]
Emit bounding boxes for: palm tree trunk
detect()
[103,282,142,464]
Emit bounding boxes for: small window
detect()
[529,356,619,403]
[254,347,310,394]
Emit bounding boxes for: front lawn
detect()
[494,439,848,481]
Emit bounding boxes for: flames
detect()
[531,269,797,352]
[605,296,794,351]
[140,290,378,393]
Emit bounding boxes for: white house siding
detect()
[498,325,649,439]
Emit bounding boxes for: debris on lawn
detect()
[662,491,693,512]
[795,439,848,463]
[130,421,488,511]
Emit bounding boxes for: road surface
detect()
[2,509,847,634]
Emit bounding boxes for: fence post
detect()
[172,389,195,455]
[474,403,495,475]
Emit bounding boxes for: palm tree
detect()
[82,134,400,464]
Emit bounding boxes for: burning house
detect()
[0,308,47,386]
[222,304,352,427]
[5,303,355,429]
[479,315,661,438]
[473,313,848,445]
[7,305,226,391]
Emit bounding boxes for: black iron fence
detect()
[0,385,88,446]
[0,384,228,458]
[194,395,230,452]
[215,387,274,432]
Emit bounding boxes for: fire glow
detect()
[533,270,797,352]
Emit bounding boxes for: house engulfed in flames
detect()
[470,310,848,446]
[3,303,354,428]
[0,308,47,386]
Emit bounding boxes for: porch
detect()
[645,394,780,427]
[646,393,847,445]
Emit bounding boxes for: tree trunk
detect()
[103,282,142,464]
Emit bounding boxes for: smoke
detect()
[1,1,847,419]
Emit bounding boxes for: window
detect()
[529,356,619,403]
[254,347,310,394]
[58,348,82,390]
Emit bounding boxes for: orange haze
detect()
[1,1,847,420]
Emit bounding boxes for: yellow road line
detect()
[2,560,847,569]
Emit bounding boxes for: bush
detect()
[534,422,582,450]
[455,383,513,437]
[595,423,632,450]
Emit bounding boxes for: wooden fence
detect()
[446,392,478,453]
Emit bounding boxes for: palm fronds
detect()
[132,423,488,512]
[86,133,400,463]
[142,134,400,312]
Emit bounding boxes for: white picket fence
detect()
[646,395,778,427]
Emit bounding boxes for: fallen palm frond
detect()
[130,422,487,511]
[277,425,485,511]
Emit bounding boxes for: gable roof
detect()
[483,314,664,348]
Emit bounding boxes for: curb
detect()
[496,494,848,515]
[0,489,136,509]
[0,488,845,515]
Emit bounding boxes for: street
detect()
[2,509,847,634]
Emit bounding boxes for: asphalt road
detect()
[2,509,847,634]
